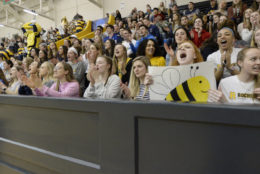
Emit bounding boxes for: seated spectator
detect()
[143,18,162,43]
[104,39,115,58]
[17,42,26,60]
[207,27,242,82]
[57,45,68,62]
[237,8,253,37]
[208,47,260,103]
[171,13,181,33]
[240,9,256,45]
[190,17,211,48]
[63,39,72,49]
[67,47,86,95]
[0,68,9,87]
[137,39,165,66]
[169,4,180,18]
[3,60,13,82]
[103,24,122,44]
[171,40,204,66]
[39,50,48,63]
[208,12,222,34]
[165,27,191,65]
[81,38,93,54]
[84,55,121,99]
[200,31,219,61]
[94,35,104,54]
[130,24,156,54]
[95,25,104,38]
[30,47,40,62]
[24,62,79,97]
[0,66,23,95]
[145,4,153,19]
[183,2,200,21]
[39,61,55,87]
[122,28,137,58]
[159,1,167,15]
[216,0,227,16]
[251,28,260,48]
[227,0,247,25]
[39,42,48,52]
[121,56,151,100]
[22,57,33,76]
[115,10,122,21]
[69,35,78,45]
[113,44,133,84]
[180,16,191,31]
[48,41,58,60]
[251,0,260,11]
[207,0,218,15]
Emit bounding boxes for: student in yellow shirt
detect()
[136,39,165,66]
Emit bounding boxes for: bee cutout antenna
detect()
[190,66,193,78]
[190,65,199,77]
[193,66,199,77]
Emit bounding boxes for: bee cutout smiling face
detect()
[165,65,210,102]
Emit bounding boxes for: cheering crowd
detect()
[0,0,260,103]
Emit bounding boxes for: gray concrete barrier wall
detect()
[0,95,259,174]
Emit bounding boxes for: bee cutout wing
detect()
[149,67,180,96]
[161,67,180,89]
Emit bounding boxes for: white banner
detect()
[148,62,216,102]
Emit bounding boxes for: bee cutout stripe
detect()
[166,81,196,101]
[182,81,196,101]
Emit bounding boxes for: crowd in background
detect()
[0,0,260,103]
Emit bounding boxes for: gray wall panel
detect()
[0,95,259,174]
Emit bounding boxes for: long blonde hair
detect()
[113,44,128,76]
[41,61,55,84]
[129,56,151,99]
[237,47,260,93]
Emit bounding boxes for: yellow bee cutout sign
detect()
[148,62,216,102]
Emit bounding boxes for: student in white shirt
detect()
[207,27,242,82]
[208,47,260,103]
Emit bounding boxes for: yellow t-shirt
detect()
[150,56,166,66]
